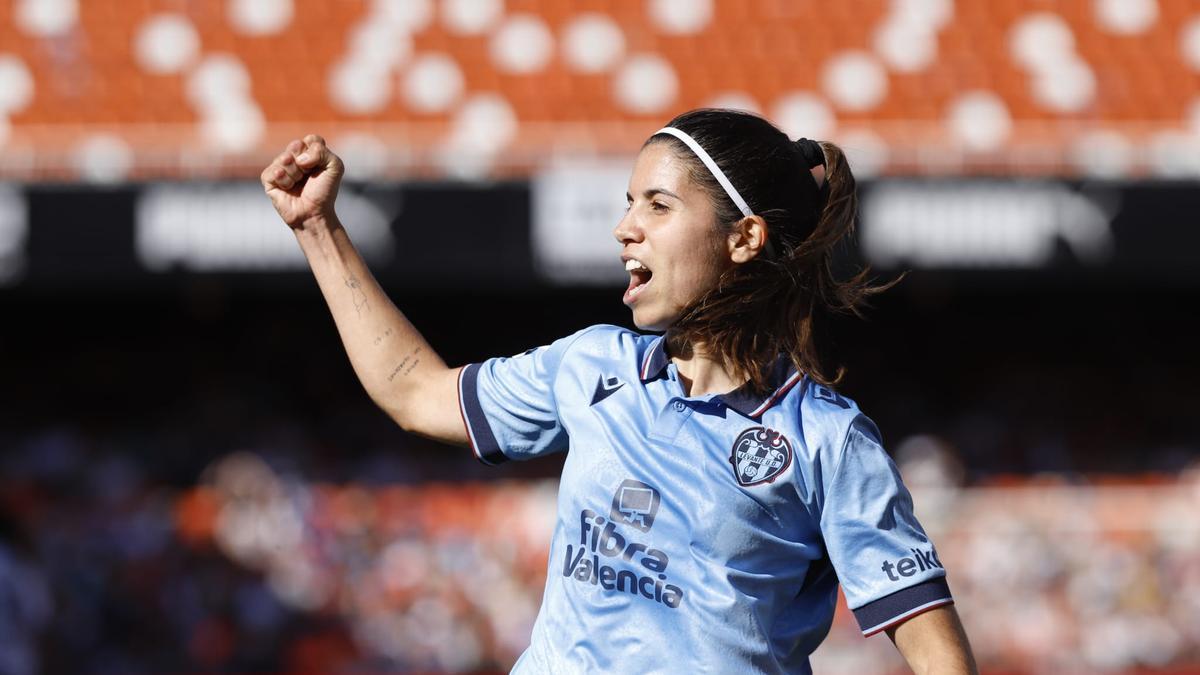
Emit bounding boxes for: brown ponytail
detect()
[653,110,897,393]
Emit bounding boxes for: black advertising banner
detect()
[0,178,1196,292]
[6,182,534,291]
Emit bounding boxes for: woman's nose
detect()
[613,211,641,244]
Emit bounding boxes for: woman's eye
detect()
[651,201,668,212]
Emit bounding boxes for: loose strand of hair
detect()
[663,130,902,394]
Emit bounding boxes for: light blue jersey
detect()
[457,325,952,674]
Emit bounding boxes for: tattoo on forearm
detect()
[374,327,393,347]
[345,274,368,317]
[386,346,423,382]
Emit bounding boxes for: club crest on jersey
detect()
[730,427,792,486]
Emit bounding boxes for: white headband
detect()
[654,127,753,218]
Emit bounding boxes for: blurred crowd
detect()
[1,428,317,674]
[4,419,1200,674]
[895,437,1200,674]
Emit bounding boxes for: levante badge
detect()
[730,427,793,486]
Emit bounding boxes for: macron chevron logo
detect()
[590,375,625,406]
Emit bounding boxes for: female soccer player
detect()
[262,109,977,674]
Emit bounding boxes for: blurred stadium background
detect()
[1,0,1199,673]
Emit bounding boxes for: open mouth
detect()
[624,258,653,302]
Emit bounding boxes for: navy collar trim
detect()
[639,336,804,418]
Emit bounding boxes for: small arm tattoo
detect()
[386,346,423,382]
[374,327,394,346]
[345,274,368,317]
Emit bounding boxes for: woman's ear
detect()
[728,215,769,263]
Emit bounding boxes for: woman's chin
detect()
[629,306,676,332]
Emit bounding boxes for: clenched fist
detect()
[261,134,345,228]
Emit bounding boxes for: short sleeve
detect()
[458,329,588,465]
[819,416,954,636]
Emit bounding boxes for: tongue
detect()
[628,270,651,291]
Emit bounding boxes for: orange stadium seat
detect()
[0,0,1197,180]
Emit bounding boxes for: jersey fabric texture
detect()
[457,325,952,674]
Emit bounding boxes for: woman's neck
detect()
[665,334,744,397]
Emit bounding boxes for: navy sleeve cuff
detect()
[853,577,954,636]
[457,363,508,466]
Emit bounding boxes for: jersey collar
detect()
[639,336,671,382]
[640,336,804,418]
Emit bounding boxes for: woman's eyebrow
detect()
[627,188,680,201]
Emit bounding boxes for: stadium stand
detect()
[3,2,1199,673]
[1,0,1199,179]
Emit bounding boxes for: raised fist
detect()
[261,134,345,228]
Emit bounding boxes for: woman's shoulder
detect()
[794,379,882,454]
[559,324,657,354]
[524,324,658,376]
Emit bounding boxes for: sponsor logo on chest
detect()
[562,479,684,608]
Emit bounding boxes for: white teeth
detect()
[624,259,648,271]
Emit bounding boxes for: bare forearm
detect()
[293,216,446,427]
[888,606,978,675]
